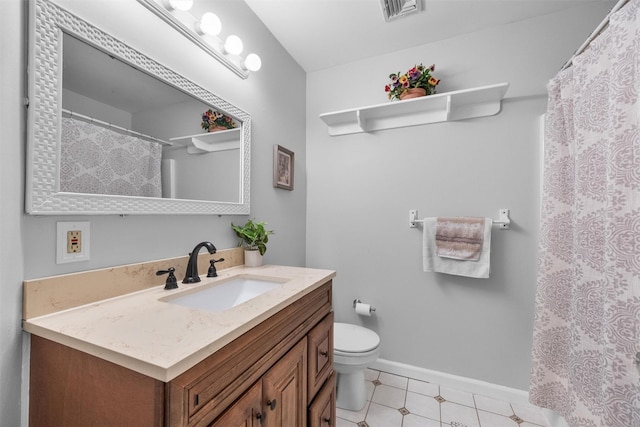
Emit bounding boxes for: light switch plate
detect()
[57,222,90,264]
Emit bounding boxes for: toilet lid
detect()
[334,322,380,353]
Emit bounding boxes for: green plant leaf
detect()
[230,219,274,255]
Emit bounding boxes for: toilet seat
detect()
[334,322,380,353]
[334,347,380,358]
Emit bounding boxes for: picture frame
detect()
[273,144,294,191]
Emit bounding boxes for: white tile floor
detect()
[336,369,550,427]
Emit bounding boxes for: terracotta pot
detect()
[208,125,228,132]
[244,249,263,267]
[399,87,427,100]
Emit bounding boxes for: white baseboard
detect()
[371,358,529,403]
[370,358,568,427]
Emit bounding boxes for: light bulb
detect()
[165,0,193,11]
[224,35,243,55]
[243,53,262,72]
[196,12,221,36]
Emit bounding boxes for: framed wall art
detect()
[273,145,294,191]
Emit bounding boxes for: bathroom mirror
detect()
[26,0,251,215]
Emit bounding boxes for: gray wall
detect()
[1,1,27,425]
[305,3,613,391]
[0,0,306,425]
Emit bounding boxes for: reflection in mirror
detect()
[62,34,241,202]
[26,0,250,215]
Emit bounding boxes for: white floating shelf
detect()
[319,82,509,136]
[169,128,241,153]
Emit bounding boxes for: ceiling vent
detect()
[380,0,422,22]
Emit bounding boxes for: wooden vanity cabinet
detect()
[29,280,334,427]
[29,336,166,427]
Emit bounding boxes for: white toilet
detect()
[333,322,381,411]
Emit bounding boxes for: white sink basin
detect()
[162,275,285,312]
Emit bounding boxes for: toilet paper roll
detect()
[355,302,373,316]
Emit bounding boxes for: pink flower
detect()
[385,63,440,101]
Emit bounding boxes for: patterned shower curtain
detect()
[529,1,640,426]
[60,117,163,198]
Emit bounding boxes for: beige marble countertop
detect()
[23,265,335,382]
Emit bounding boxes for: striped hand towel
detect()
[435,217,485,261]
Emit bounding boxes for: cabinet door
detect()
[307,312,333,403]
[209,381,263,427]
[309,372,336,427]
[262,338,307,427]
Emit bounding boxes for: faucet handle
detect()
[157,267,178,290]
[207,258,225,278]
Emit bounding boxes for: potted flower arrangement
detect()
[231,219,274,267]
[201,109,237,132]
[385,63,440,101]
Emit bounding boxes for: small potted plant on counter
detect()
[231,219,274,267]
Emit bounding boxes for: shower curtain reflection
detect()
[61,116,163,198]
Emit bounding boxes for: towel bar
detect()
[409,209,510,229]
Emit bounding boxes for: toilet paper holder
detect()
[353,299,376,312]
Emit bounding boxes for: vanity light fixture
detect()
[223,35,243,55]
[196,12,221,36]
[246,52,261,72]
[163,0,193,11]
[243,53,262,72]
[137,0,261,79]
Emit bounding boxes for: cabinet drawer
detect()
[307,312,333,403]
[309,372,336,427]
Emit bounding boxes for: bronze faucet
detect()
[183,241,217,283]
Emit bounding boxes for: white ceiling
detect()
[243,0,612,72]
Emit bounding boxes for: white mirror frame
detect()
[26,0,251,215]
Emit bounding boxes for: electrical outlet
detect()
[67,230,82,253]
[57,222,90,264]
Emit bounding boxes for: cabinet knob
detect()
[319,350,329,357]
[267,399,277,410]
[256,412,264,424]
[324,417,332,425]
